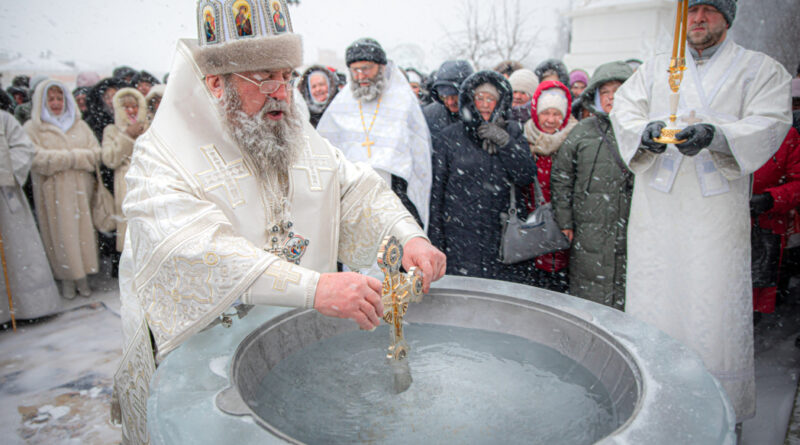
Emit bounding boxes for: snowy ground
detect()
[0,272,122,445]
[1,270,798,444]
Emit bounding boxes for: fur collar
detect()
[524,116,577,157]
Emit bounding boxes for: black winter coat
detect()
[429,71,537,284]
[423,101,457,139]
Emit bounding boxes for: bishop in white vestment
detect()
[610,1,791,421]
[113,5,445,443]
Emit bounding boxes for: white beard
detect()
[220,79,304,222]
[350,69,386,102]
[220,81,303,184]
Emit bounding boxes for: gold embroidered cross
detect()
[196,145,251,208]
[264,261,301,291]
[295,137,333,191]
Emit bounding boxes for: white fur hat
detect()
[537,88,568,117]
[508,69,539,96]
[474,83,500,100]
[189,0,303,75]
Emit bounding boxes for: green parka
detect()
[551,61,634,310]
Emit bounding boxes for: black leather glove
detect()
[477,122,510,155]
[640,121,667,154]
[750,193,774,217]
[675,123,715,156]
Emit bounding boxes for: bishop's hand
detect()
[401,237,446,293]
[314,272,383,330]
[640,121,667,154]
[675,123,715,157]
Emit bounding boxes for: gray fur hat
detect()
[189,0,303,75]
[688,0,737,26]
[345,38,387,67]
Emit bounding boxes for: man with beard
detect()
[317,38,431,229]
[610,0,791,428]
[112,7,445,443]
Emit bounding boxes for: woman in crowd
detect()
[429,70,537,284]
[524,80,577,292]
[750,125,800,317]
[551,61,634,309]
[24,80,100,299]
[568,69,589,100]
[299,65,339,127]
[102,88,148,252]
[508,68,538,122]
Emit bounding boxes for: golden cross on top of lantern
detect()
[377,236,423,364]
[654,0,689,144]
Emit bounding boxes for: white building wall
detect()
[564,0,679,75]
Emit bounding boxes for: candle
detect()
[679,0,688,59]
[671,0,682,59]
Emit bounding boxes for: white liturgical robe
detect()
[113,39,425,444]
[611,38,792,421]
[317,61,432,229]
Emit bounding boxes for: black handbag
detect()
[499,176,570,264]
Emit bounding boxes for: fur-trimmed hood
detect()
[534,59,570,87]
[299,65,339,115]
[458,70,513,143]
[112,87,148,131]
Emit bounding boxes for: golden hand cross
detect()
[377,236,423,362]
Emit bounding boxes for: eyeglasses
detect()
[232,72,294,94]
[474,94,498,104]
[349,63,378,75]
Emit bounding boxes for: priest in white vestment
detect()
[317,38,432,230]
[112,3,445,443]
[610,0,791,422]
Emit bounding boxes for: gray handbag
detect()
[499,176,570,264]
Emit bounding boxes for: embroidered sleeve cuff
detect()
[244,261,320,309]
[390,215,428,247]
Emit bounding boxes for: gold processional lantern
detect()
[654,0,689,144]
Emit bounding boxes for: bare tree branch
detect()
[441,0,540,70]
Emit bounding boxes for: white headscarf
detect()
[39,82,77,133]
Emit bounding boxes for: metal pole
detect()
[0,227,17,332]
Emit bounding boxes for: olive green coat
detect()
[551,61,634,309]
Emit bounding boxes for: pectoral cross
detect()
[361,137,374,158]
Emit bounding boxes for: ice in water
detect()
[253,324,616,444]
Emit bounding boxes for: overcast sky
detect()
[0,0,475,75]
[0,0,569,77]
